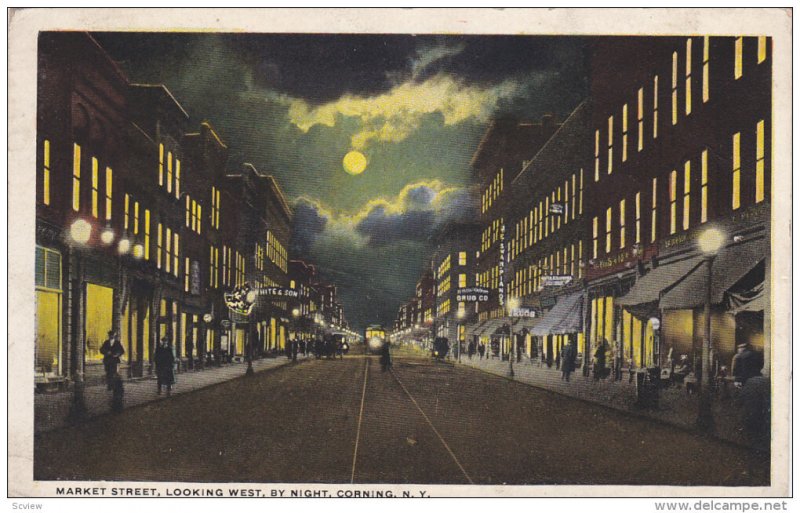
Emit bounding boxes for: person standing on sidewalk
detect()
[561,340,576,382]
[613,339,623,381]
[155,337,175,396]
[100,330,124,391]
[478,342,485,360]
[593,339,608,382]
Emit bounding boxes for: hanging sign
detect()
[224,284,255,316]
[456,287,490,302]
[542,275,573,287]
[510,307,537,318]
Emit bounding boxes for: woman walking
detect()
[155,337,176,396]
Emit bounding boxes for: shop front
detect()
[531,291,585,367]
[35,245,64,385]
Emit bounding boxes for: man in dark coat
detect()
[594,339,608,381]
[100,330,124,390]
[561,340,577,382]
[380,340,392,372]
[732,343,764,387]
[155,337,176,396]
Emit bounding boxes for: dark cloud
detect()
[356,207,436,247]
[404,185,437,208]
[289,199,328,257]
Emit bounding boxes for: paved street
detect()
[35,352,769,486]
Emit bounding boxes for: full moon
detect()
[343,151,367,175]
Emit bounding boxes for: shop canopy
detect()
[512,316,540,332]
[616,256,704,310]
[467,320,487,337]
[531,292,584,336]
[660,237,766,310]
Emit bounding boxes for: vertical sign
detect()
[498,223,506,307]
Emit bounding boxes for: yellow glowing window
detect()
[758,37,767,64]
[594,129,600,181]
[42,140,50,205]
[105,167,113,221]
[215,189,221,228]
[72,144,81,212]
[734,37,743,79]
[651,177,658,242]
[701,150,709,223]
[124,194,130,230]
[175,158,181,199]
[607,115,614,174]
[622,104,628,162]
[683,161,691,231]
[653,75,659,139]
[174,234,180,278]
[703,36,710,103]
[166,151,173,194]
[756,120,765,203]
[459,274,467,288]
[197,204,202,234]
[685,38,693,115]
[144,209,151,260]
[671,51,678,125]
[619,199,626,249]
[91,157,99,218]
[214,248,219,288]
[158,143,164,186]
[669,170,677,234]
[134,201,140,235]
[570,174,577,220]
[185,195,191,227]
[157,223,163,269]
[732,132,741,210]
[635,192,641,243]
[593,216,598,259]
[185,257,190,292]
[579,168,584,215]
[637,88,644,151]
[165,227,172,273]
[458,251,466,266]
[605,207,613,253]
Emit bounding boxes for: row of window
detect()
[438,298,451,317]
[158,143,182,200]
[266,231,288,274]
[481,217,504,252]
[437,254,451,280]
[477,264,501,291]
[508,241,584,300]
[210,186,221,230]
[481,168,504,214]
[509,169,585,261]
[593,36,768,184]
[184,195,202,234]
[68,143,114,220]
[438,274,451,298]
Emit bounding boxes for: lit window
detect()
[653,75,659,139]
[701,150,709,223]
[73,143,81,212]
[144,210,150,260]
[175,158,181,199]
[685,38,693,115]
[214,247,219,288]
[607,115,614,174]
[124,194,130,230]
[185,195,191,228]
[635,192,641,243]
[105,167,112,221]
[157,223,163,269]
[158,144,164,186]
[592,218,599,259]
[669,170,678,234]
[459,274,466,288]
[174,234,179,278]
[594,129,600,181]
[732,132,741,210]
[756,120,765,203]
[185,257,190,292]
[671,51,678,125]
[683,161,691,231]
[459,251,466,266]
[91,157,99,218]
[570,174,577,220]
[197,204,202,235]
[165,227,172,273]
[734,37,743,79]
[637,88,644,152]
[578,241,583,278]
[622,104,628,162]
[703,36,710,103]
[42,140,50,205]
[579,168,584,215]
[215,189,221,228]
[619,199,626,249]
[758,36,767,64]
[167,152,173,194]
[563,179,570,224]
[605,206,613,253]
[134,201,139,235]
[651,178,658,242]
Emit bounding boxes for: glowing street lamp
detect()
[100,226,115,246]
[697,227,725,432]
[507,297,521,377]
[118,237,131,255]
[69,219,92,245]
[132,242,144,260]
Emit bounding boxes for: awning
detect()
[660,237,766,310]
[726,282,765,315]
[467,320,487,337]
[531,292,584,336]
[482,319,506,336]
[617,256,704,308]
[512,316,540,332]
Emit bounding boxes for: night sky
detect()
[93,32,588,330]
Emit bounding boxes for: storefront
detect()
[531,291,585,365]
[35,245,63,381]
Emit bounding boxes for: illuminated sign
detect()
[499,223,506,306]
[542,275,573,287]
[224,284,255,316]
[456,287,490,302]
[549,203,565,215]
[257,287,300,298]
[509,307,536,318]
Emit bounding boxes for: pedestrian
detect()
[593,339,608,381]
[732,343,764,387]
[561,340,576,382]
[110,372,124,413]
[478,342,486,360]
[292,338,298,362]
[155,337,175,396]
[613,339,623,381]
[100,330,124,391]
[555,346,561,370]
[468,341,475,360]
[380,340,392,372]
[186,336,194,370]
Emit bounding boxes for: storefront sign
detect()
[510,307,536,318]
[549,203,565,215]
[499,223,506,306]
[586,243,657,280]
[224,285,255,316]
[542,275,573,287]
[190,261,201,296]
[257,287,300,298]
[456,287,490,302]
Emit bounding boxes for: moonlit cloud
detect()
[286,74,521,150]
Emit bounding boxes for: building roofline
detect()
[129,83,190,119]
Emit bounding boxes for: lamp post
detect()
[292,308,300,362]
[696,227,725,432]
[507,297,520,378]
[457,309,465,362]
[66,219,94,422]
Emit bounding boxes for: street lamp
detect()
[457,308,465,362]
[507,297,520,377]
[100,226,115,246]
[118,237,131,255]
[69,219,92,245]
[291,308,300,362]
[696,227,725,432]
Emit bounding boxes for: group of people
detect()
[466,341,487,360]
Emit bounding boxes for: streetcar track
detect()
[350,357,369,483]
[390,364,475,485]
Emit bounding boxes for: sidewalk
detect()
[457,355,766,450]
[35,355,309,434]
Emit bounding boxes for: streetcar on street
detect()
[364,325,386,354]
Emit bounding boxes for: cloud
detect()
[286,73,521,150]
